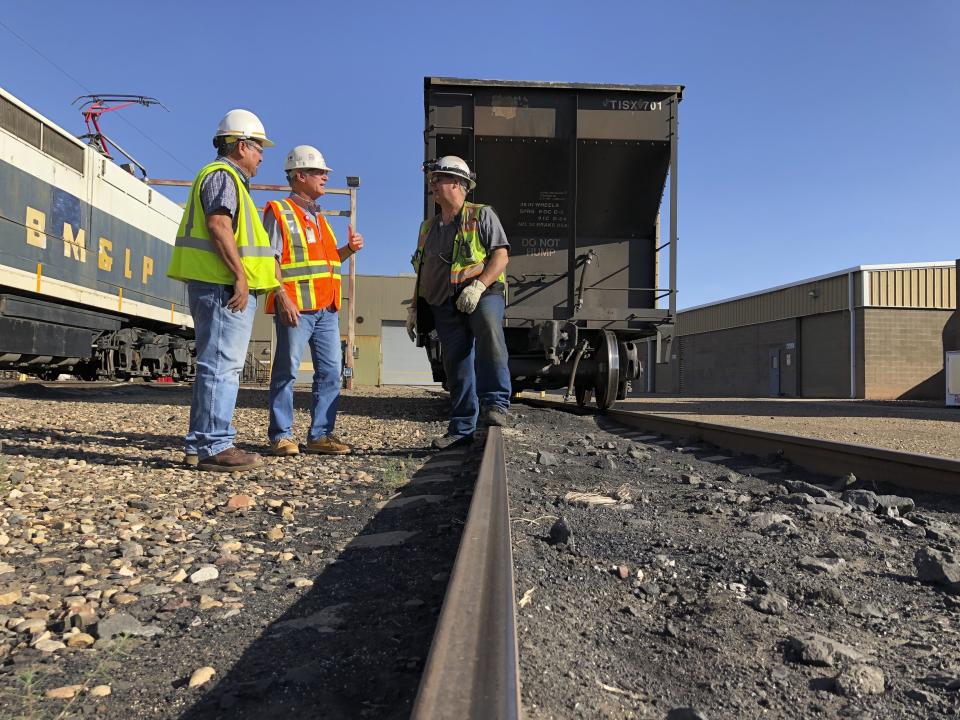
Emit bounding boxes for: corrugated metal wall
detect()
[866,266,956,309]
[679,274,850,335]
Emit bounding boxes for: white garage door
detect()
[380,321,437,385]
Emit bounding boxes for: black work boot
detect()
[480,406,512,427]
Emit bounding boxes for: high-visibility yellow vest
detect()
[412,201,507,291]
[264,198,342,313]
[167,161,278,290]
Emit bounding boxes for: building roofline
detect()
[680,261,956,313]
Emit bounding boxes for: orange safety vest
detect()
[264,198,342,313]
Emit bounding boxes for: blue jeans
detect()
[430,292,511,436]
[186,281,257,460]
[268,308,342,442]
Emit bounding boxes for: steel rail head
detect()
[411,428,522,720]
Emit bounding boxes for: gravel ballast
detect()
[508,405,960,719]
[0,383,476,719]
[5,381,960,719]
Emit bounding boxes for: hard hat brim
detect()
[432,170,477,191]
[287,163,333,173]
[216,132,275,148]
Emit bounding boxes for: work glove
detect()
[406,305,417,342]
[455,280,486,314]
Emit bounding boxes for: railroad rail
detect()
[519,396,960,496]
[411,427,522,720]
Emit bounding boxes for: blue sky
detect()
[1,0,957,309]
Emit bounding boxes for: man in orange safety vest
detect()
[263,145,363,455]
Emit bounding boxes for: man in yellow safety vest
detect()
[407,156,512,449]
[167,109,279,472]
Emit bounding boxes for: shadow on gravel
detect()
[1,431,439,469]
[0,384,446,424]
[2,389,448,466]
[177,444,479,720]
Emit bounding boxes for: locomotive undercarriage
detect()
[0,294,194,382]
[2,327,196,382]
[75,328,196,382]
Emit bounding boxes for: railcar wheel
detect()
[593,330,620,411]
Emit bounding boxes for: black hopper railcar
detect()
[421,77,681,408]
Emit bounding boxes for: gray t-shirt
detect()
[418,205,510,307]
[199,156,249,228]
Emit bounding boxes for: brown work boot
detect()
[268,438,300,456]
[304,435,351,455]
[183,453,199,467]
[197,447,263,472]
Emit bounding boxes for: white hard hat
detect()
[428,155,476,190]
[284,145,332,173]
[214,109,274,147]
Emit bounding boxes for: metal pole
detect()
[345,186,358,390]
[669,93,679,321]
[848,271,856,398]
[147,178,354,197]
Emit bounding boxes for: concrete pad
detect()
[348,531,418,549]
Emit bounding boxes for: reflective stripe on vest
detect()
[166,161,279,290]
[266,198,342,313]
[412,202,506,289]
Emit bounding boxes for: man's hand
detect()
[226,274,250,313]
[406,305,417,342]
[347,225,364,252]
[276,291,300,327]
[455,280,486,314]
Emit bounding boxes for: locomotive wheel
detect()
[593,330,620,411]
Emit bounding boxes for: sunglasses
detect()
[243,139,264,154]
[429,174,456,185]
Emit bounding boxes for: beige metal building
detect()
[249,274,436,387]
[655,262,958,399]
